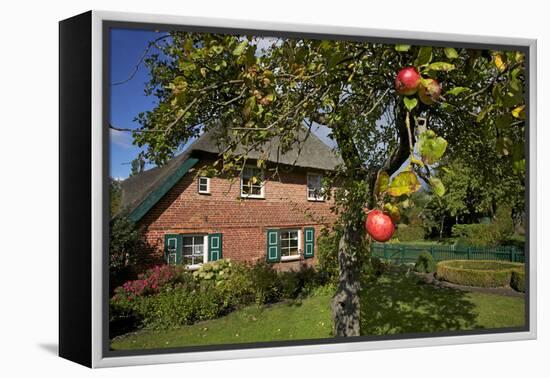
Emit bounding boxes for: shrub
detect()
[367,256,388,278]
[510,269,525,292]
[136,284,230,329]
[452,206,514,247]
[110,259,327,333]
[109,214,148,289]
[113,264,191,299]
[278,271,301,299]
[316,228,340,282]
[215,260,281,305]
[192,259,233,284]
[414,252,436,273]
[247,261,281,304]
[436,260,524,288]
[452,224,496,247]
[395,224,425,242]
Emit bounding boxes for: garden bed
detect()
[436,260,524,289]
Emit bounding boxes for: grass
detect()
[111,271,525,350]
[111,295,332,350]
[360,270,524,335]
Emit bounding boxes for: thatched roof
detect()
[119,127,341,218]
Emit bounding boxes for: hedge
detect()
[510,270,525,292]
[436,260,524,289]
[414,252,436,273]
[395,224,425,242]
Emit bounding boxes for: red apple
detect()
[418,78,441,105]
[366,210,395,242]
[395,67,421,96]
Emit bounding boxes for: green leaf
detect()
[444,47,459,59]
[429,177,445,197]
[403,97,418,112]
[410,155,425,168]
[211,45,224,54]
[384,203,401,223]
[427,62,455,72]
[374,171,390,196]
[243,95,256,117]
[476,106,492,123]
[179,60,196,74]
[446,87,470,96]
[387,172,421,197]
[395,44,411,52]
[418,130,448,165]
[415,47,433,66]
[495,115,512,130]
[232,40,248,56]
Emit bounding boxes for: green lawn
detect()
[111,271,525,351]
[111,294,332,350]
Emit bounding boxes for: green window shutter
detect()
[164,234,182,265]
[208,233,223,261]
[266,229,280,263]
[304,227,315,259]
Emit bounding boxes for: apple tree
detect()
[119,33,526,336]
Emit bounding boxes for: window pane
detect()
[241,167,263,196]
[308,174,323,199]
[280,230,299,256]
[250,185,261,195]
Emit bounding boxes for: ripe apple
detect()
[395,67,421,96]
[366,210,395,242]
[418,78,441,105]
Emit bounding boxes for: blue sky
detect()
[109,28,162,179]
[109,28,335,180]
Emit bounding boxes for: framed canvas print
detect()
[59,10,537,368]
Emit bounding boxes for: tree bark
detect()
[331,219,365,337]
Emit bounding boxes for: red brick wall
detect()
[137,160,338,270]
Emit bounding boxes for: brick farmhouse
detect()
[120,127,341,271]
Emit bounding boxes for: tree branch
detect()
[111,34,171,86]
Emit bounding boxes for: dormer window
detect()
[307,173,324,201]
[198,177,210,194]
[241,166,265,198]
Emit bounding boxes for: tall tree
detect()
[119,34,526,336]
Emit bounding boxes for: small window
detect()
[280,229,300,259]
[241,166,264,198]
[182,235,206,266]
[307,173,324,201]
[198,177,210,194]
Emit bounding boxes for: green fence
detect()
[371,243,525,264]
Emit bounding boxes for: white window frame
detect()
[280,229,302,261]
[198,176,210,194]
[181,234,209,270]
[240,166,265,199]
[307,172,324,201]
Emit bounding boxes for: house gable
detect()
[128,157,199,222]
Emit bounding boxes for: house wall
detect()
[137,160,338,271]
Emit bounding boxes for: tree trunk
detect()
[331,219,364,337]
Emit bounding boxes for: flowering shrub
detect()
[112,264,191,301]
[110,259,329,333]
